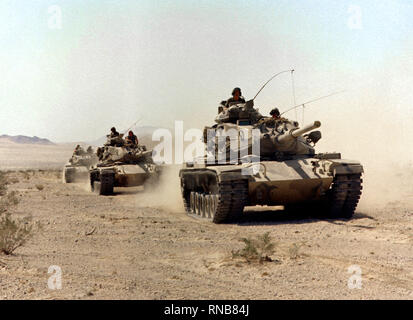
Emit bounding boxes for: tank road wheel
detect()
[212,180,248,224]
[200,194,207,218]
[204,195,211,218]
[96,171,114,195]
[189,192,196,213]
[195,193,202,216]
[180,178,191,213]
[211,195,218,220]
[327,173,362,219]
[180,174,248,223]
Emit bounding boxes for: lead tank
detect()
[89,134,160,195]
[179,100,363,223]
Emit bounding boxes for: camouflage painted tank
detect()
[64,148,98,183]
[89,134,159,195]
[179,100,363,223]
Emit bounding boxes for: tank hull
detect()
[90,164,159,195]
[63,165,90,183]
[179,156,363,223]
[63,153,98,183]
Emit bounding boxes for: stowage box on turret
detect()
[179,100,363,223]
[89,134,160,195]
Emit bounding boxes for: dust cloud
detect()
[135,165,184,213]
[312,81,413,213]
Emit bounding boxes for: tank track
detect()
[64,167,74,183]
[90,170,114,195]
[181,177,248,223]
[328,173,362,218]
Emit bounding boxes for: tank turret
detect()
[97,145,150,166]
[262,120,322,156]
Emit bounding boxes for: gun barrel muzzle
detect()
[277,121,321,144]
[291,121,321,138]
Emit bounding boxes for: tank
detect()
[179,100,363,223]
[89,134,160,195]
[63,148,98,183]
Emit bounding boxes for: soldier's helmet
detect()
[270,108,280,117]
[232,87,242,96]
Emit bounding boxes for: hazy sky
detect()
[0,0,412,149]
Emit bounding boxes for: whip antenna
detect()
[290,70,298,121]
[281,91,345,116]
[123,117,143,135]
[253,69,294,100]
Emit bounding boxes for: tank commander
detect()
[96,147,104,160]
[270,108,281,120]
[269,107,290,123]
[256,107,286,127]
[224,87,246,108]
[106,127,124,147]
[109,127,119,137]
[125,130,138,147]
[74,145,85,155]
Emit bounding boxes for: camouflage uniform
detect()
[225,97,246,108]
[74,146,85,155]
[125,134,138,146]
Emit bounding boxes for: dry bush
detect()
[232,232,277,263]
[0,171,7,196]
[35,184,44,191]
[0,214,39,255]
[288,242,305,260]
[0,171,40,255]
[21,171,30,180]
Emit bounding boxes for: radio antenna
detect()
[123,117,143,134]
[281,91,345,116]
[253,69,294,100]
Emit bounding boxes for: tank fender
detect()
[218,171,250,183]
[319,159,364,175]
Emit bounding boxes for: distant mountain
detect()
[0,134,55,145]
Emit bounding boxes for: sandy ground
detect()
[0,142,74,170]
[0,168,411,300]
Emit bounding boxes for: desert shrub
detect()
[8,177,19,184]
[21,171,30,180]
[0,171,7,196]
[232,232,276,263]
[288,242,305,260]
[0,171,40,255]
[0,213,38,255]
[5,191,19,206]
[35,184,44,191]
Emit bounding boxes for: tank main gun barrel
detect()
[291,121,321,137]
[277,121,321,144]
